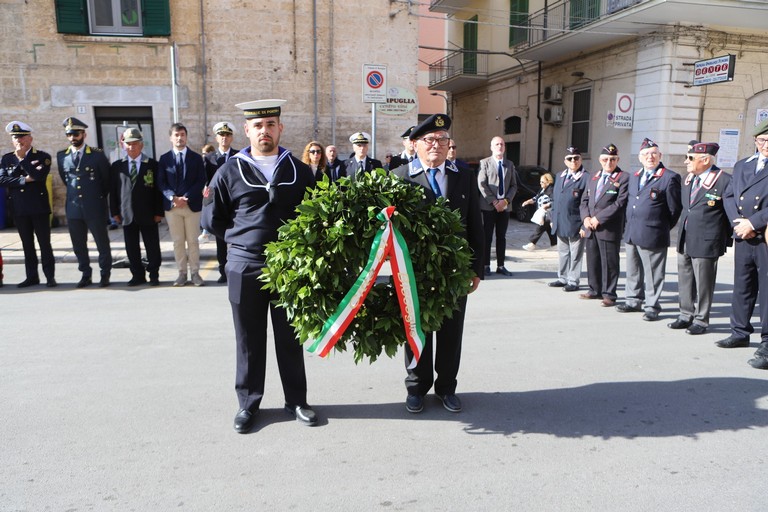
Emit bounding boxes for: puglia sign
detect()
[376,87,417,115]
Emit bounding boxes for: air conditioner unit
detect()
[543,106,564,125]
[544,83,563,104]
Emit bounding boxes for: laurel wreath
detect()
[260,168,476,364]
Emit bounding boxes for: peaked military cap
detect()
[349,132,371,145]
[5,121,32,135]
[400,126,416,138]
[408,114,451,140]
[690,142,719,156]
[122,127,143,143]
[687,139,700,152]
[63,117,88,134]
[213,121,235,135]
[235,99,286,120]
[600,143,618,156]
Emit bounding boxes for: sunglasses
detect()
[685,155,700,161]
[448,145,457,150]
[308,149,322,154]
[565,156,581,161]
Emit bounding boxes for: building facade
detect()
[427,0,768,173]
[1,0,419,221]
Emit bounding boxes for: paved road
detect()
[1,220,765,511]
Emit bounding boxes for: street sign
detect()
[613,93,634,129]
[693,55,735,86]
[362,64,387,103]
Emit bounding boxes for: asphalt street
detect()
[1,220,766,511]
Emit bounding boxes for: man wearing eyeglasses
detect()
[667,142,731,336]
[616,138,681,321]
[391,114,483,415]
[578,143,629,307]
[720,119,768,369]
[549,146,588,292]
[478,136,517,276]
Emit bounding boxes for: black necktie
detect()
[72,151,80,169]
[497,161,505,197]
[176,153,184,179]
[359,160,364,173]
[690,176,701,204]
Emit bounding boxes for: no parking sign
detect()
[362,64,387,103]
[614,93,634,129]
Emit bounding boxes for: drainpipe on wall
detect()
[537,61,543,167]
[329,0,336,145]
[313,0,319,138]
[200,0,208,139]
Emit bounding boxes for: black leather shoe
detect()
[686,324,707,335]
[217,274,227,283]
[563,284,579,292]
[17,278,41,288]
[748,356,768,369]
[642,311,659,321]
[496,267,512,276]
[439,394,462,413]
[285,404,318,426]
[149,278,160,287]
[484,266,491,276]
[667,319,692,330]
[615,303,642,313]
[99,276,110,288]
[76,276,92,288]
[46,279,57,288]
[233,409,256,433]
[715,336,749,348]
[406,394,424,413]
[127,277,146,287]
[548,280,566,287]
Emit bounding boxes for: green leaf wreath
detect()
[260,168,476,364]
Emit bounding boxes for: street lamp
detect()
[430,92,450,117]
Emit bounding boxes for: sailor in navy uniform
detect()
[0,121,56,288]
[667,142,731,336]
[203,121,239,283]
[720,119,768,370]
[201,99,318,432]
[56,117,113,288]
[391,114,484,415]
[549,146,588,292]
[343,131,383,181]
[615,138,682,321]
[578,143,629,306]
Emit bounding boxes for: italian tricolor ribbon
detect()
[306,206,426,367]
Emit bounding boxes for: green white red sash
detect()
[306,206,426,366]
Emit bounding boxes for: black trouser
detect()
[730,239,768,341]
[215,236,227,277]
[227,260,308,412]
[482,209,509,267]
[404,295,467,396]
[15,213,55,281]
[67,216,112,278]
[123,222,161,280]
[529,220,556,246]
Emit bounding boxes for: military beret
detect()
[400,126,416,138]
[5,121,32,135]
[752,118,768,137]
[408,114,451,141]
[600,143,618,156]
[691,142,719,156]
[565,146,581,156]
[213,121,235,135]
[639,137,659,151]
[63,117,88,133]
[349,132,371,145]
[122,127,143,143]
[235,99,285,120]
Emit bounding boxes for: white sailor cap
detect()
[235,99,286,120]
[213,122,235,135]
[349,132,371,145]
[5,121,32,135]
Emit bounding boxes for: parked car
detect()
[512,165,550,222]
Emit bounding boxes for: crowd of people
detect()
[3,106,768,435]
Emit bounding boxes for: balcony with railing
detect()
[428,50,489,93]
[515,0,765,61]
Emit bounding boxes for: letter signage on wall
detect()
[693,55,735,86]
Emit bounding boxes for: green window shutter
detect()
[141,0,171,36]
[55,0,88,35]
[509,0,529,47]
